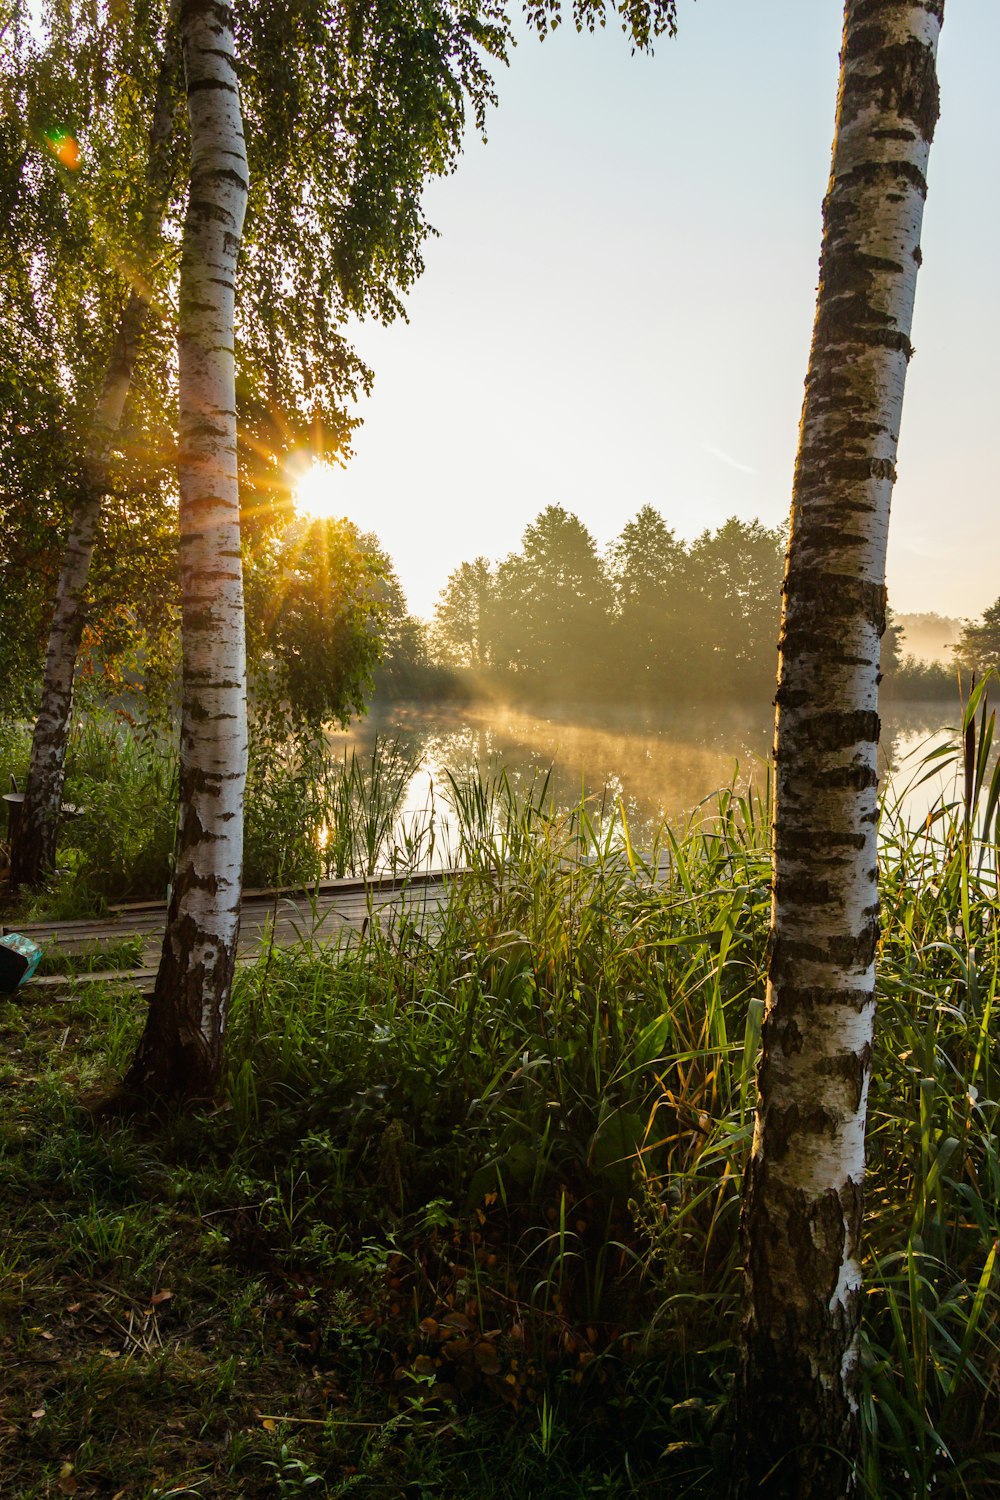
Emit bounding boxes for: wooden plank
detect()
[25,967,161,990]
[12,874,451,997]
[4,869,456,952]
[108,865,469,916]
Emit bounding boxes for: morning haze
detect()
[333,0,1000,627]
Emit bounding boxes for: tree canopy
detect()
[954,599,1000,677]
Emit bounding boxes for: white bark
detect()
[124,0,249,1100]
[12,23,180,888]
[735,4,944,1494]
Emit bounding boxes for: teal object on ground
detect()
[0,933,43,991]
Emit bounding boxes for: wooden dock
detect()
[3,868,462,994]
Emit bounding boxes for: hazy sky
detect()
[328,0,999,623]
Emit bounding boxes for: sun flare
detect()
[293,461,343,522]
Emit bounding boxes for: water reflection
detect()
[325,698,964,867]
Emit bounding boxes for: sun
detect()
[292,460,342,521]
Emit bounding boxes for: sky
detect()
[323,0,1000,623]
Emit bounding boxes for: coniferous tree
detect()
[433,558,495,671]
[491,506,611,697]
[686,517,785,698]
[608,505,689,698]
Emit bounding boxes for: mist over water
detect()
[327,698,963,867]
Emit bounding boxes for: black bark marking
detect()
[775,828,868,854]
[819,1042,872,1114]
[837,156,928,197]
[187,77,239,95]
[772,872,838,906]
[765,984,874,1015]
[773,926,878,972]
[789,709,880,753]
[763,1102,840,1164]
[773,1015,804,1056]
[818,764,879,792]
[872,126,916,142]
[843,35,940,142]
[801,1187,849,1304]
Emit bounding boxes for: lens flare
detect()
[44,131,81,170]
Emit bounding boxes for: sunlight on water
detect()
[882,723,962,826]
[322,698,969,872]
[332,699,766,868]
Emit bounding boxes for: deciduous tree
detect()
[2,2,183,879]
[954,599,1000,676]
[121,0,250,1102]
[734,3,944,1493]
[245,516,386,730]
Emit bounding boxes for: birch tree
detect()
[734,3,944,1493]
[121,0,249,1101]
[9,10,182,889]
[115,0,683,1106]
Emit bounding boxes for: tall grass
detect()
[0,713,423,911]
[860,677,1000,1495]
[216,767,774,1488]
[220,717,1000,1492]
[3,700,1000,1491]
[243,730,420,888]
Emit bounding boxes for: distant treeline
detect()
[426,505,785,703]
[411,504,961,706]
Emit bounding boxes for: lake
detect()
[325,698,965,868]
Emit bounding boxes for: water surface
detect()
[327,698,962,866]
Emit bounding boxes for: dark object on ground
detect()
[0,933,44,992]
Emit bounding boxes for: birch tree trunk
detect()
[122,0,249,1104]
[733,3,943,1494]
[10,20,180,890]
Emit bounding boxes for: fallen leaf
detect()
[39,1330,54,1341]
[473,1343,501,1375]
[65,1303,82,1315]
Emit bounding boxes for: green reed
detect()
[860,676,1000,1496]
